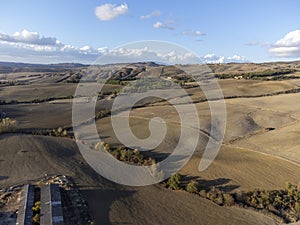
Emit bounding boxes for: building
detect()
[40,184,64,225]
[16,184,35,225]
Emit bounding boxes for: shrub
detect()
[62,129,67,136]
[285,182,297,196]
[199,190,207,198]
[295,201,300,210]
[206,187,223,201]
[223,193,235,206]
[106,79,121,85]
[53,127,68,137]
[186,181,198,193]
[32,201,41,225]
[95,109,111,119]
[0,117,17,133]
[32,201,40,213]
[167,174,182,190]
[273,194,283,208]
[259,191,270,207]
[213,194,224,205]
[32,213,40,224]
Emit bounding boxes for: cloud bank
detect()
[203,53,247,64]
[0,29,248,64]
[95,3,128,21]
[269,30,300,57]
[0,30,101,63]
[0,29,60,46]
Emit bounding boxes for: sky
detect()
[0,0,299,64]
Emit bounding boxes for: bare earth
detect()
[1,62,300,224]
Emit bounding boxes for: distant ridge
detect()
[0,61,88,73]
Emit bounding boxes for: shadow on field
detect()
[82,188,136,225]
[181,175,239,193]
[144,150,180,162]
[0,175,9,181]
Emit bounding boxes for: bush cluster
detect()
[122,77,179,93]
[162,174,300,223]
[163,174,235,206]
[94,141,155,166]
[95,109,111,119]
[215,69,296,80]
[0,96,73,105]
[31,127,69,137]
[32,201,40,225]
[235,182,300,223]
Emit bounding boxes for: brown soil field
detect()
[0,134,279,225]
[1,63,300,224]
[0,83,121,102]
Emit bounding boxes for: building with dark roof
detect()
[40,184,64,225]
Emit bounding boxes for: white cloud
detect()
[203,53,247,64]
[228,54,246,61]
[153,21,163,28]
[204,53,224,63]
[0,30,100,54]
[97,47,108,54]
[0,30,105,63]
[153,21,174,30]
[194,31,204,36]
[182,30,206,37]
[269,30,300,57]
[140,10,161,19]
[95,3,128,21]
[0,29,59,46]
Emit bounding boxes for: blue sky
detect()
[0,0,299,64]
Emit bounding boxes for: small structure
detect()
[16,184,35,225]
[40,184,64,225]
